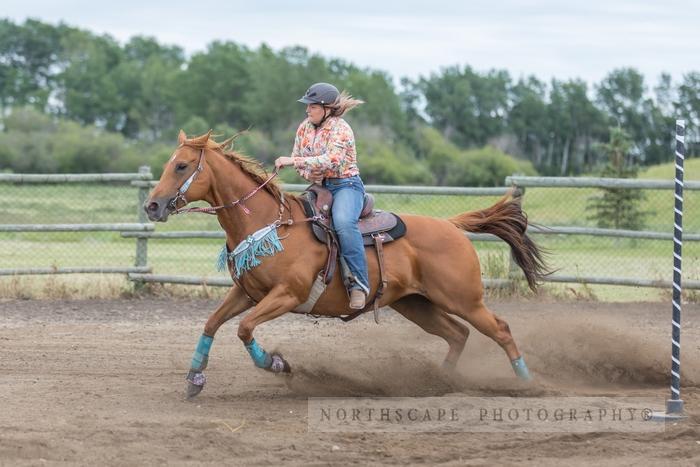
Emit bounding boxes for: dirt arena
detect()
[1,297,699,466]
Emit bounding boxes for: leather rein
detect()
[168,148,281,216]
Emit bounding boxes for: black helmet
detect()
[297,82,339,105]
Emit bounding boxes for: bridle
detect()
[168,148,205,212]
[167,147,280,216]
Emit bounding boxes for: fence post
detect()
[134,166,152,288]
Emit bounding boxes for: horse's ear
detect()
[178,129,187,145]
[190,130,213,145]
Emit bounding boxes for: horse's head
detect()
[144,130,215,222]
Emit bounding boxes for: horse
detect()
[144,131,549,398]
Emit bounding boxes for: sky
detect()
[4,0,699,87]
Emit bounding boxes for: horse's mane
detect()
[182,131,293,203]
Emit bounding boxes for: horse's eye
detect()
[176,162,188,171]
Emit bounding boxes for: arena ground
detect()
[1,297,699,465]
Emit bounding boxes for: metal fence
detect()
[1,170,697,293]
[506,176,700,290]
[0,170,153,277]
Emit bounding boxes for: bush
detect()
[414,126,463,185]
[359,139,434,185]
[414,126,537,186]
[0,107,171,175]
[448,146,537,186]
[0,108,534,186]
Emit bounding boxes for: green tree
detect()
[419,66,511,147]
[0,19,69,113]
[546,79,605,175]
[340,68,409,139]
[587,127,648,230]
[176,41,252,131]
[242,45,336,133]
[117,36,185,139]
[678,72,700,157]
[57,29,126,131]
[508,76,548,167]
[642,73,676,165]
[595,68,671,165]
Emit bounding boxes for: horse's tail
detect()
[449,192,550,291]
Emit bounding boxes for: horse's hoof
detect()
[185,371,206,399]
[186,382,204,399]
[269,353,291,374]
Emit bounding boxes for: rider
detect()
[275,82,369,309]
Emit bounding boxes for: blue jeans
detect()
[323,175,370,294]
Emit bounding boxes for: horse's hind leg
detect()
[432,294,532,381]
[186,285,254,398]
[391,295,469,370]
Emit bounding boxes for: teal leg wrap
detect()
[511,356,532,381]
[191,334,213,371]
[245,338,272,369]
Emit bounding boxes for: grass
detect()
[2,168,700,301]
[0,274,228,300]
[0,274,133,300]
[639,157,700,180]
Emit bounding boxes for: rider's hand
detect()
[274,156,294,170]
[309,168,324,183]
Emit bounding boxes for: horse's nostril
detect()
[146,201,159,213]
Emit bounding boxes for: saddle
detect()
[300,184,407,321]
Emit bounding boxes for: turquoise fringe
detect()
[216,245,229,273]
[216,224,284,278]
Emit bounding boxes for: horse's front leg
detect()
[186,285,254,398]
[237,286,301,374]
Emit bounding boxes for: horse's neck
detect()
[207,154,280,247]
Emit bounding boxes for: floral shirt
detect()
[291,116,360,180]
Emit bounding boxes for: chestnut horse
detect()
[145,131,548,398]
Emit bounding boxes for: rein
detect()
[167,147,323,226]
[169,148,281,216]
